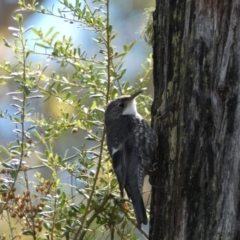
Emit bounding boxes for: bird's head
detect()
[104,90,142,124]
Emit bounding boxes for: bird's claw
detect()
[148,162,159,186]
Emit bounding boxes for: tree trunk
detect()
[150,1,240,239]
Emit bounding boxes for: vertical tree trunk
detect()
[150,1,240,239]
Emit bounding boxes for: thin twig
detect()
[73,0,111,238]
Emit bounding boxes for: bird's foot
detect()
[148,162,159,186]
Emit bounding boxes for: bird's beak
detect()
[128,90,142,101]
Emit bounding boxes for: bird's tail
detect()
[131,193,148,227]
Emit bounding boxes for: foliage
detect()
[0,0,153,239]
[141,8,155,47]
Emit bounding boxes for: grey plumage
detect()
[104,91,157,227]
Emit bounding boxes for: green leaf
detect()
[2,162,14,169]
[35,42,51,49]
[22,85,31,96]
[45,26,54,37]
[15,14,23,26]
[90,100,96,111]
[22,230,36,236]
[111,178,117,188]
[55,222,62,230]
[40,5,45,13]
[32,27,41,37]
[2,38,12,48]
[0,146,10,155]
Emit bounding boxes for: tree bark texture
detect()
[150,1,240,239]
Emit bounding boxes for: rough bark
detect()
[150,1,240,239]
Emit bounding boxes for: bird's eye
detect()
[118,102,124,108]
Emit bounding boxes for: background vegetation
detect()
[0,0,154,239]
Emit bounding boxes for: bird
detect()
[104,90,157,227]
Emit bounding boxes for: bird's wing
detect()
[106,116,134,198]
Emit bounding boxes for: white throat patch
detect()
[122,100,141,118]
